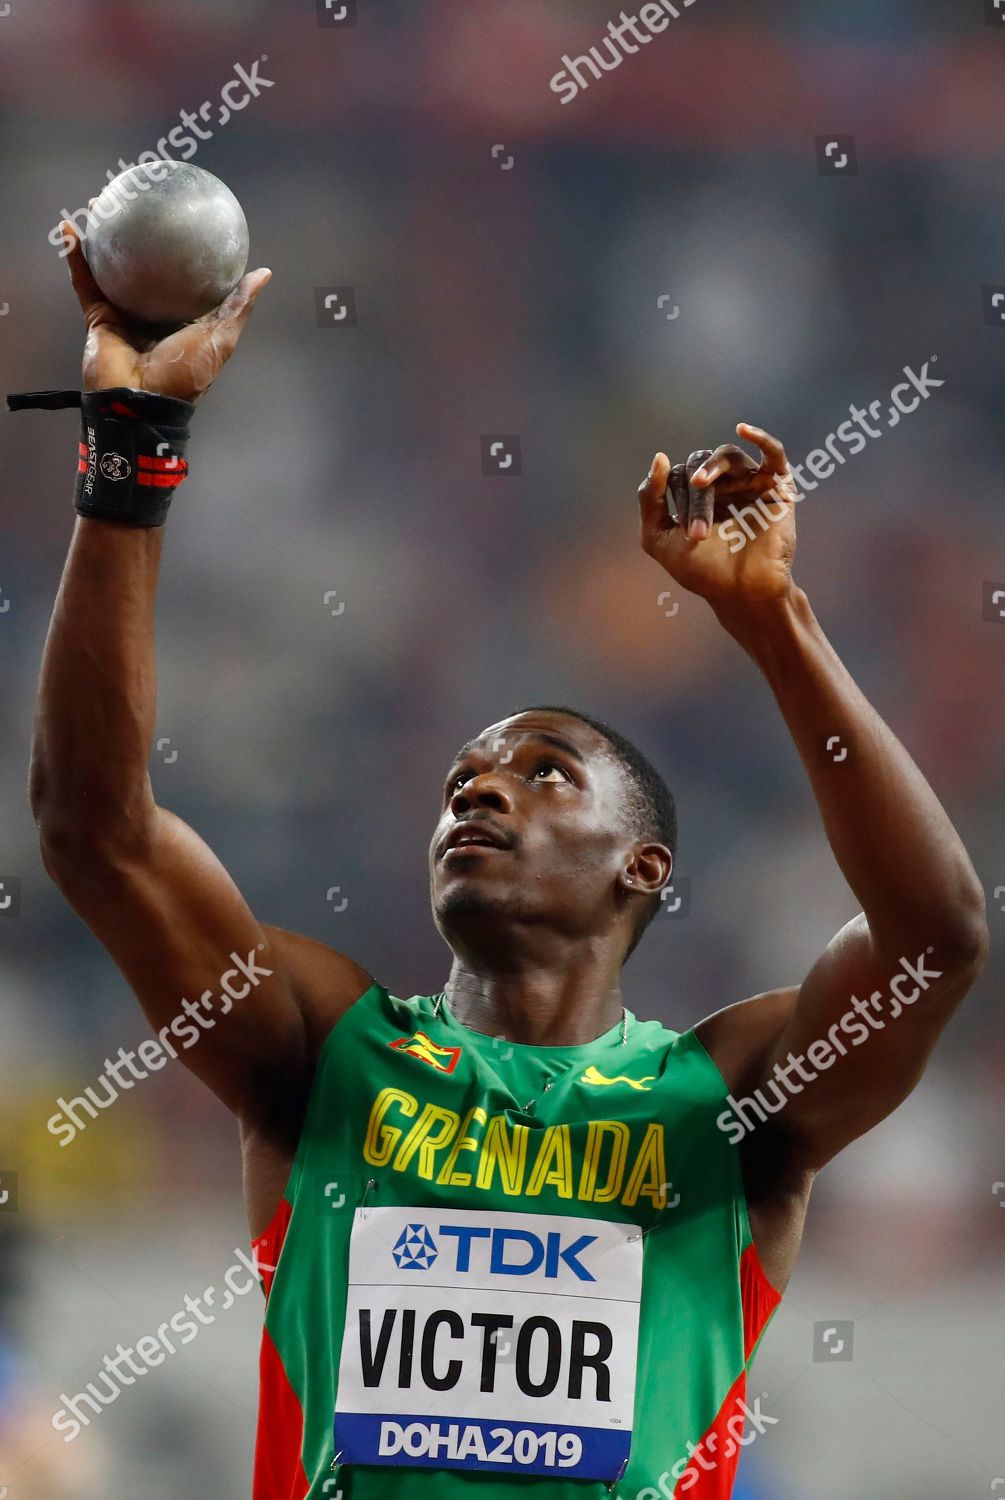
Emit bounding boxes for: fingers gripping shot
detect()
[19,183,988,1500]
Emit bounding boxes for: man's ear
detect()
[622,843,672,895]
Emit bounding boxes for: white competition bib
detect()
[334,1205,643,1480]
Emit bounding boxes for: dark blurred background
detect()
[2,1,1004,1496]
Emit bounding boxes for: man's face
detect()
[428,710,646,954]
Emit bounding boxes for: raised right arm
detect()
[29,224,372,1134]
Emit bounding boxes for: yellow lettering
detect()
[435,1106,488,1187]
[622,1123,667,1208]
[526,1123,573,1199]
[578,1119,631,1203]
[393,1103,460,1179]
[475,1115,529,1196]
[363,1088,417,1167]
[365,1094,668,1211]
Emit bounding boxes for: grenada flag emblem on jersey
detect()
[388,1029,462,1074]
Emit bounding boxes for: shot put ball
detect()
[81,160,250,326]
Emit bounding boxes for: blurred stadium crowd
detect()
[1,0,1003,1495]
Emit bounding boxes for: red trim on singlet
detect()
[253,1325,310,1500]
[740,1241,782,1359]
[671,1244,782,1496]
[251,1196,292,1302]
[671,1369,747,1498]
[251,1199,309,1499]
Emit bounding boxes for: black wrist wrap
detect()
[4,386,195,527]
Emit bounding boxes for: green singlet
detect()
[250,983,781,1499]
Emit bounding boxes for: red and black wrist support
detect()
[4,386,195,526]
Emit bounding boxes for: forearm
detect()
[714,586,986,961]
[31,516,162,855]
[26,220,269,874]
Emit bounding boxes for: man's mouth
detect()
[443,840,506,857]
[441,821,513,858]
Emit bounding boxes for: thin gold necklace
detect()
[431,990,630,1046]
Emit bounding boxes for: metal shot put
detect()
[80,161,249,327]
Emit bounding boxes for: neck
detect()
[442,962,625,1047]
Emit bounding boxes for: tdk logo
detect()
[393,1222,597,1282]
[393,1224,438,1270]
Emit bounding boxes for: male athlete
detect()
[23,223,988,1499]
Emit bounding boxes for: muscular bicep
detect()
[756,915,976,1168]
[43,806,371,1126]
[705,915,979,1173]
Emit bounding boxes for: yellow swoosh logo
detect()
[579,1065,655,1091]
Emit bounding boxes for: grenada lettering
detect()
[363,1088,669,1209]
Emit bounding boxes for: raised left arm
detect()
[712,584,987,1168]
[639,426,988,1171]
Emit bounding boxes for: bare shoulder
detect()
[262,924,376,1058]
[694,986,800,1096]
[240,929,373,1239]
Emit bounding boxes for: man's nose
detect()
[449,772,513,815]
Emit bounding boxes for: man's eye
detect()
[447,760,569,795]
[532,761,569,783]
